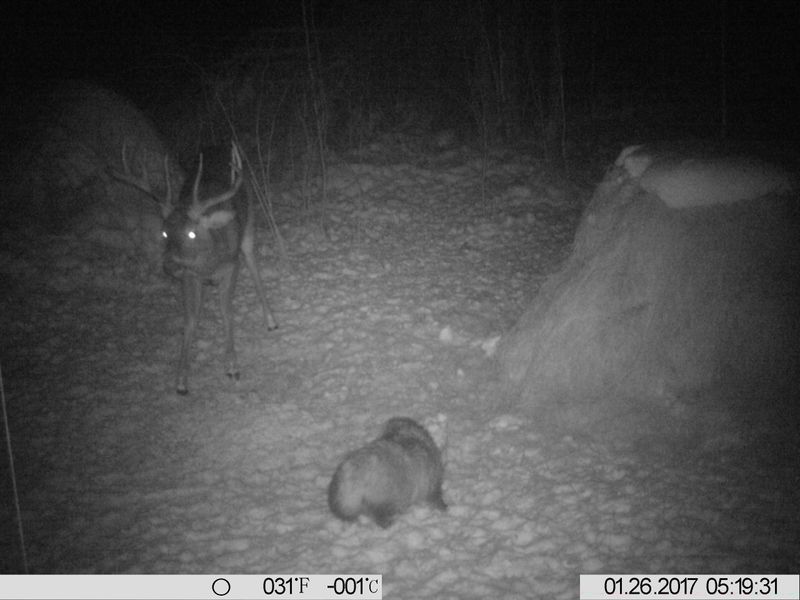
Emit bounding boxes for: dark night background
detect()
[3,0,800,150]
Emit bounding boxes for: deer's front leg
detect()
[177,275,202,395]
[218,263,239,381]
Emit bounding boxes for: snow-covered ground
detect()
[1,151,797,597]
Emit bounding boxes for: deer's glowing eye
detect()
[187,230,197,240]
[161,231,168,239]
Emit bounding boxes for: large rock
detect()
[498,144,799,449]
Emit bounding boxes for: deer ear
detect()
[200,210,235,229]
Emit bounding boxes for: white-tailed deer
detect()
[112,141,277,394]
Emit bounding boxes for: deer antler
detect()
[109,140,173,217]
[188,142,243,219]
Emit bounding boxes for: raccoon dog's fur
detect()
[328,417,446,528]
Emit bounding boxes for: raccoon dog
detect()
[328,417,446,528]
